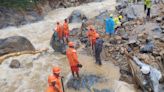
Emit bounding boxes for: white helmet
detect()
[141,66,150,74]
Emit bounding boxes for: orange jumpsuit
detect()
[56,24,63,40]
[63,22,69,38]
[87,29,97,46]
[46,75,63,92]
[66,48,79,72]
[46,86,55,92]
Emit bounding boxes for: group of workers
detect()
[87,26,104,65]
[56,19,69,44]
[105,14,123,35]
[46,42,81,92]
[46,18,104,92]
[46,1,156,91]
[105,1,152,35]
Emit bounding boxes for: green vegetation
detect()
[0,0,40,10]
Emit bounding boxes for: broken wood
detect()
[0,48,48,64]
[124,51,145,89]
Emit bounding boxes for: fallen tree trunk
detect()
[0,48,48,64]
[124,52,146,90]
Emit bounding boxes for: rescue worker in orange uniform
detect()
[46,67,63,92]
[56,22,64,41]
[66,42,81,78]
[63,19,69,43]
[87,26,98,55]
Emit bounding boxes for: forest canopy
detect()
[0,0,42,10]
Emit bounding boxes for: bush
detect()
[0,0,38,10]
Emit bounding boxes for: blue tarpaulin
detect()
[105,18,115,35]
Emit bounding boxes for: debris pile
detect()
[79,1,164,89]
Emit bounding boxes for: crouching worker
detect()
[46,67,63,92]
[95,34,104,65]
[66,42,82,78]
[133,56,162,92]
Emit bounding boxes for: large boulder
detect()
[122,5,142,20]
[0,36,35,56]
[68,10,88,23]
[50,32,67,54]
[115,0,128,11]
[0,7,43,29]
[140,40,154,53]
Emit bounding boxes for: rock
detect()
[115,4,126,11]
[152,27,162,33]
[158,37,164,43]
[115,36,122,40]
[152,50,160,57]
[128,37,139,48]
[140,41,154,53]
[70,28,80,36]
[9,59,21,68]
[68,10,88,23]
[156,17,163,23]
[50,32,66,54]
[122,34,129,40]
[109,38,118,44]
[0,7,43,29]
[0,36,35,56]
[122,5,140,20]
[115,0,128,11]
[138,32,147,39]
[160,50,164,55]
[67,74,102,90]
[128,37,137,44]
[80,37,88,44]
[95,10,108,22]
[161,26,164,32]
[127,47,132,52]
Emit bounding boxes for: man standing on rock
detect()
[95,33,104,65]
[55,22,65,53]
[63,19,69,43]
[46,67,63,92]
[66,42,82,78]
[56,22,64,41]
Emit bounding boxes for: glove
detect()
[77,64,83,68]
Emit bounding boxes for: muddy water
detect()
[62,51,120,92]
[0,0,137,92]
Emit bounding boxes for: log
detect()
[0,48,48,64]
[124,51,145,89]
